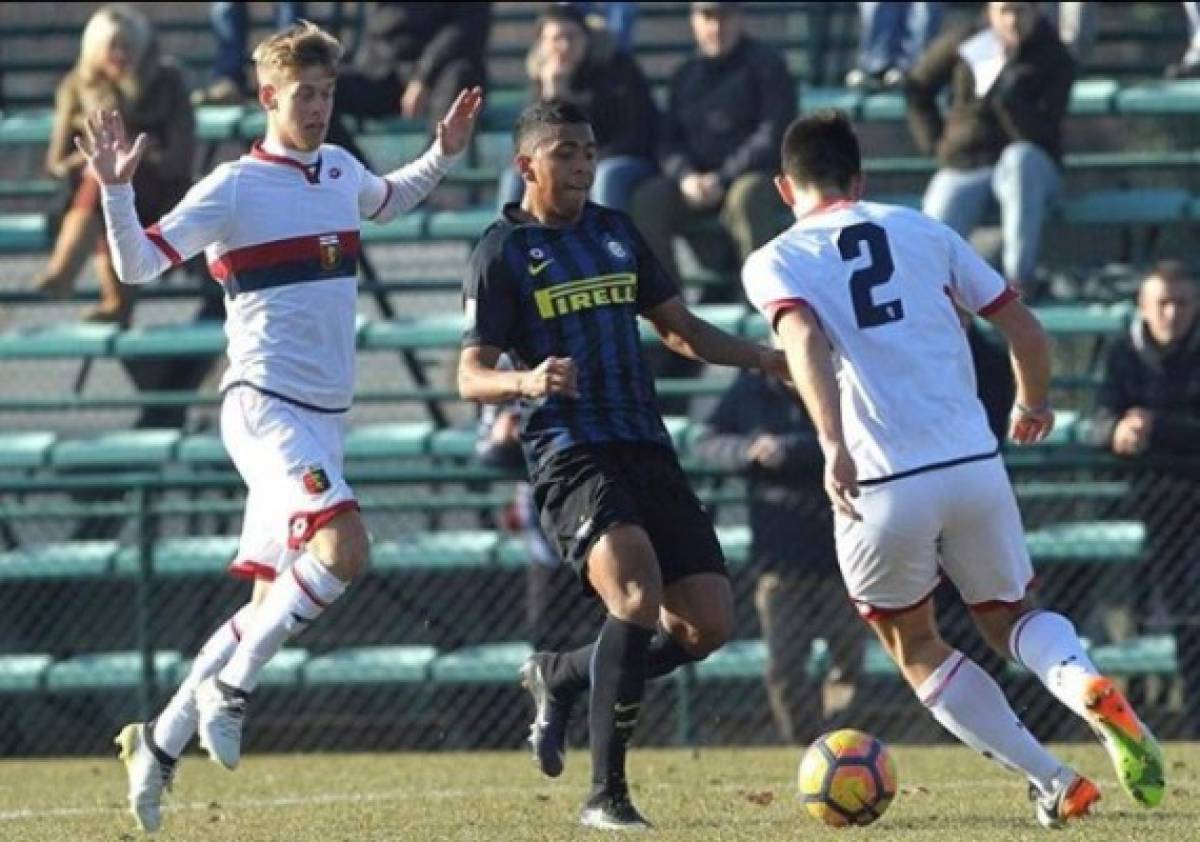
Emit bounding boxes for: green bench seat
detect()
[346,423,436,459]
[0,322,118,359]
[1114,79,1200,115]
[43,650,181,691]
[113,322,226,358]
[0,432,57,469]
[113,536,238,577]
[0,540,119,580]
[0,654,52,692]
[1089,634,1176,676]
[429,641,533,683]
[371,531,501,571]
[49,430,181,468]
[1060,188,1192,225]
[1025,520,1144,564]
[304,644,438,685]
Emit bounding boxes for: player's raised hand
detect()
[1009,403,1055,446]
[436,87,485,157]
[824,444,861,521]
[521,356,578,400]
[74,109,148,186]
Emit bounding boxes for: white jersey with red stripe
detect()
[144,142,401,410]
[743,199,1017,483]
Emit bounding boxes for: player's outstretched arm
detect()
[775,307,860,520]
[642,296,789,379]
[365,88,483,223]
[458,346,578,405]
[982,298,1055,446]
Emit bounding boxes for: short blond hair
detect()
[251,20,342,85]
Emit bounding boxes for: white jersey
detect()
[743,199,1017,483]
[103,139,456,410]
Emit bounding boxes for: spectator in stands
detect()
[327,2,490,164]
[906,2,1074,301]
[847,2,943,90]
[192,2,305,105]
[1166,2,1200,78]
[567,2,638,53]
[475,389,600,651]
[630,1,795,305]
[1088,261,1200,738]
[497,4,657,213]
[36,3,194,325]
[692,364,865,745]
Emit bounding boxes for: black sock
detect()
[646,630,698,679]
[548,628,698,699]
[588,615,653,798]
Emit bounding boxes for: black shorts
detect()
[531,442,728,593]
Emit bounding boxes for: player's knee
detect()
[308,511,370,580]
[883,625,945,670]
[608,582,661,628]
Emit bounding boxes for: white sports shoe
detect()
[114,722,175,833]
[195,676,248,770]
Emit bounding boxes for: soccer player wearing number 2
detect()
[77,22,481,834]
[743,111,1164,830]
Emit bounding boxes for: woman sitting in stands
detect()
[37,3,194,325]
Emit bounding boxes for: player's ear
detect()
[258,83,278,112]
[515,153,536,185]
[774,174,795,208]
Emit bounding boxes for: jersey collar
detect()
[249,140,322,184]
[798,197,857,220]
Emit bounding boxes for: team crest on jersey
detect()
[606,239,628,261]
[318,234,341,270]
[529,247,545,260]
[301,465,331,495]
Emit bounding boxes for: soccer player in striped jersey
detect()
[77,22,481,833]
[459,100,791,830]
[743,110,1164,829]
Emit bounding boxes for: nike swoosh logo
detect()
[529,259,554,276]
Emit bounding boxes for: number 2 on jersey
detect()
[837,222,904,329]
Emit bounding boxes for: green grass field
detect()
[0,742,1196,841]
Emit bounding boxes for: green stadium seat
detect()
[1059,188,1191,224]
[1089,634,1176,676]
[113,536,238,577]
[1027,302,1133,336]
[429,641,532,683]
[345,423,434,459]
[0,540,118,580]
[0,109,54,143]
[0,654,52,692]
[860,91,906,121]
[0,213,49,252]
[361,314,463,350]
[427,427,478,459]
[258,648,311,687]
[425,207,497,240]
[693,639,767,680]
[371,531,500,571]
[176,433,229,465]
[864,156,936,176]
[663,416,693,454]
[715,525,750,566]
[1115,79,1200,115]
[304,644,437,685]
[1025,520,1144,564]
[0,179,57,199]
[113,321,226,358]
[1069,78,1119,115]
[238,109,268,138]
[0,431,57,469]
[361,210,427,243]
[494,535,534,570]
[196,105,248,142]
[1014,479,1128,502]
[801,86,863,116]
[480,88,529,130]
[50,429,181,468]
[0,322,117,359]
[44,650,181,691]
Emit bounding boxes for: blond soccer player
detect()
[76,22,481,833]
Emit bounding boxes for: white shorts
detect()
[221,386,357,581]
[835,456,1033,620]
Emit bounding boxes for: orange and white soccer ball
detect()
[797,728,898,828]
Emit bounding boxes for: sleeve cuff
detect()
[977,286,1019,317]
[764,297,810,331]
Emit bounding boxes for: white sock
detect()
[218,554,347,693]
[152,603,255,758]
[1009,610,1100,720]
[918,650,1064,795]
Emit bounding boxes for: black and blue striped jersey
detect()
[462,202,679,476]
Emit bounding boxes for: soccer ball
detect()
[797,729,898,828]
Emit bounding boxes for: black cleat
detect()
[580,788,653,831]
[519,653,571,777]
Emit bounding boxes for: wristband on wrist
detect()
[1014,401,1049,415]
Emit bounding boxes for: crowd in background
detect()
[9,1,1200,741]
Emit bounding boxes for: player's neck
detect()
[262,131,320,165]
[793,192,856,220]
[518,195,583,228]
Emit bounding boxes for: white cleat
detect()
[195,676,248,770]
[114,722,175,834]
